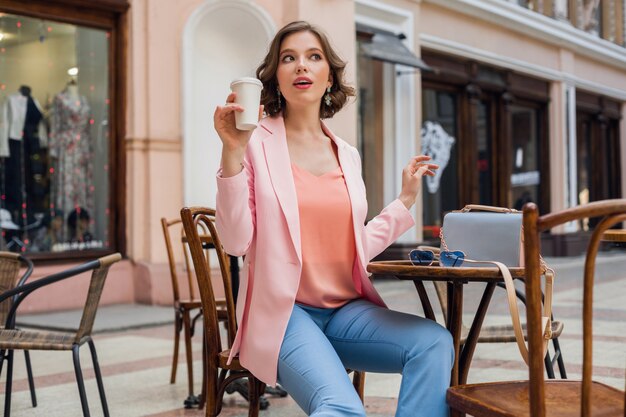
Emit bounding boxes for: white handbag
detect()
[440,204,555,365]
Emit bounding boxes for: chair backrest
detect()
[161,217,206,303]
[522,200,626,416]
[0,253,121,340]
[0,252,33,324]
[180,207,237,352]
[74,253,122,342]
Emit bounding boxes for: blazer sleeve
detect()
[363,199,414,260]
[215,147,256,256]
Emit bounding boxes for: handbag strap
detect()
[460,204,520,214]
[461,258,554,366]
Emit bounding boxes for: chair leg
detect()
[4,349,15,417]
[552,337,567,378]
[198,333,208,409]
[544,350,556,379]
[24,350,37,407]
[352,370,365,403]
[0,349,5,376]
[88,340,110,417]
[171,311,182,384]
[450,408,465,417]
[72,345,91,417]
[204,361,218,417]
[246,377,264,417]
[182,309,199,408]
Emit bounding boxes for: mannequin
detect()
[66,79,79,100]
[49,80,94,238]
[0,85,48,244]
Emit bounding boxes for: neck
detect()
[283,104,324,140]
[67,85,79,98]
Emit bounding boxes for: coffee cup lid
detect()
[230,77,263,88]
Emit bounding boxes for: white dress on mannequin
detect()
[49,86,94,233]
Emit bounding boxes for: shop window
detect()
[0,9,120,256]
[575,97,621,229]
[421,89,460,240]
[421,52,550,240]
[476,100,493,206]
[510,105,541,210]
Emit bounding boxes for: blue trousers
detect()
[277,299,454,417]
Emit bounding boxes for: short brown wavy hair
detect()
[256,21,355,119]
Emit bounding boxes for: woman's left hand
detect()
[398,155,439,209]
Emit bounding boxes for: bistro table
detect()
[602,229,626,243]
[367,260,526,386]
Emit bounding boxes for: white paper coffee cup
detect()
[230,77,263,131]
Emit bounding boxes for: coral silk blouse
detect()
[292,163,360,308]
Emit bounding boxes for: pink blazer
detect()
[215,115,415,386]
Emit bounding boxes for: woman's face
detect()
[276,30,331,111]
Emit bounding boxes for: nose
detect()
[296,57,308,73]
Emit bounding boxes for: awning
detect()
[357,23,432,72]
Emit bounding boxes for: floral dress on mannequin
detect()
[49,88,94,242]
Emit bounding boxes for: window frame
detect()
[421,51,551,219]
[0,0,128,262]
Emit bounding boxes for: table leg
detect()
[447,281,464,386]
[413,281,436,321]
[458,282,496,385]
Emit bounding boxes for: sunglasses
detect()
[408,249,466,267]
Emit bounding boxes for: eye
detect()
[311,53,323,61]
[281,54,294,63]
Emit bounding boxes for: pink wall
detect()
[24,0,625,312]
[124,0,359,309]
[19,260,135,313]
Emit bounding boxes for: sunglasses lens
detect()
[440,251,465,267]
[409,250,435,266]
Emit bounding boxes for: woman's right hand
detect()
[214,92,263,177]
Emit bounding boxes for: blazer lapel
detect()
[261,116,302,263]
[322,122,367,294]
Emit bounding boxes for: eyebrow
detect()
[279,47,324,56]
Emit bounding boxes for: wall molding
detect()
[421,33,626,101]
[125,137,181,152]
[423,0,626,69]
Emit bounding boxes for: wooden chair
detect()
[181,206,266,417]
[0,253,122,417]
[417,245,567,380]
[0,252,37,407]
[161,217,206,407]
[181,207,366,417]
[446,200,626,417]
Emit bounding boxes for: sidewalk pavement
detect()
[1,251,625,416]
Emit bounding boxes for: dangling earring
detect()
[276,86,282,110]
[324,86,332,106]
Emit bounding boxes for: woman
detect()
[214,21,453,417]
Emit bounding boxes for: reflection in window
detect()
[582,0,602,35]
[553,0,570,20]
[510,105,540,211]
[421,89,459,241]
[0,14,110,254]
[576,110,621,230]
[477,101,492,205]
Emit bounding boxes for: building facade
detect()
[0,0,624,311]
